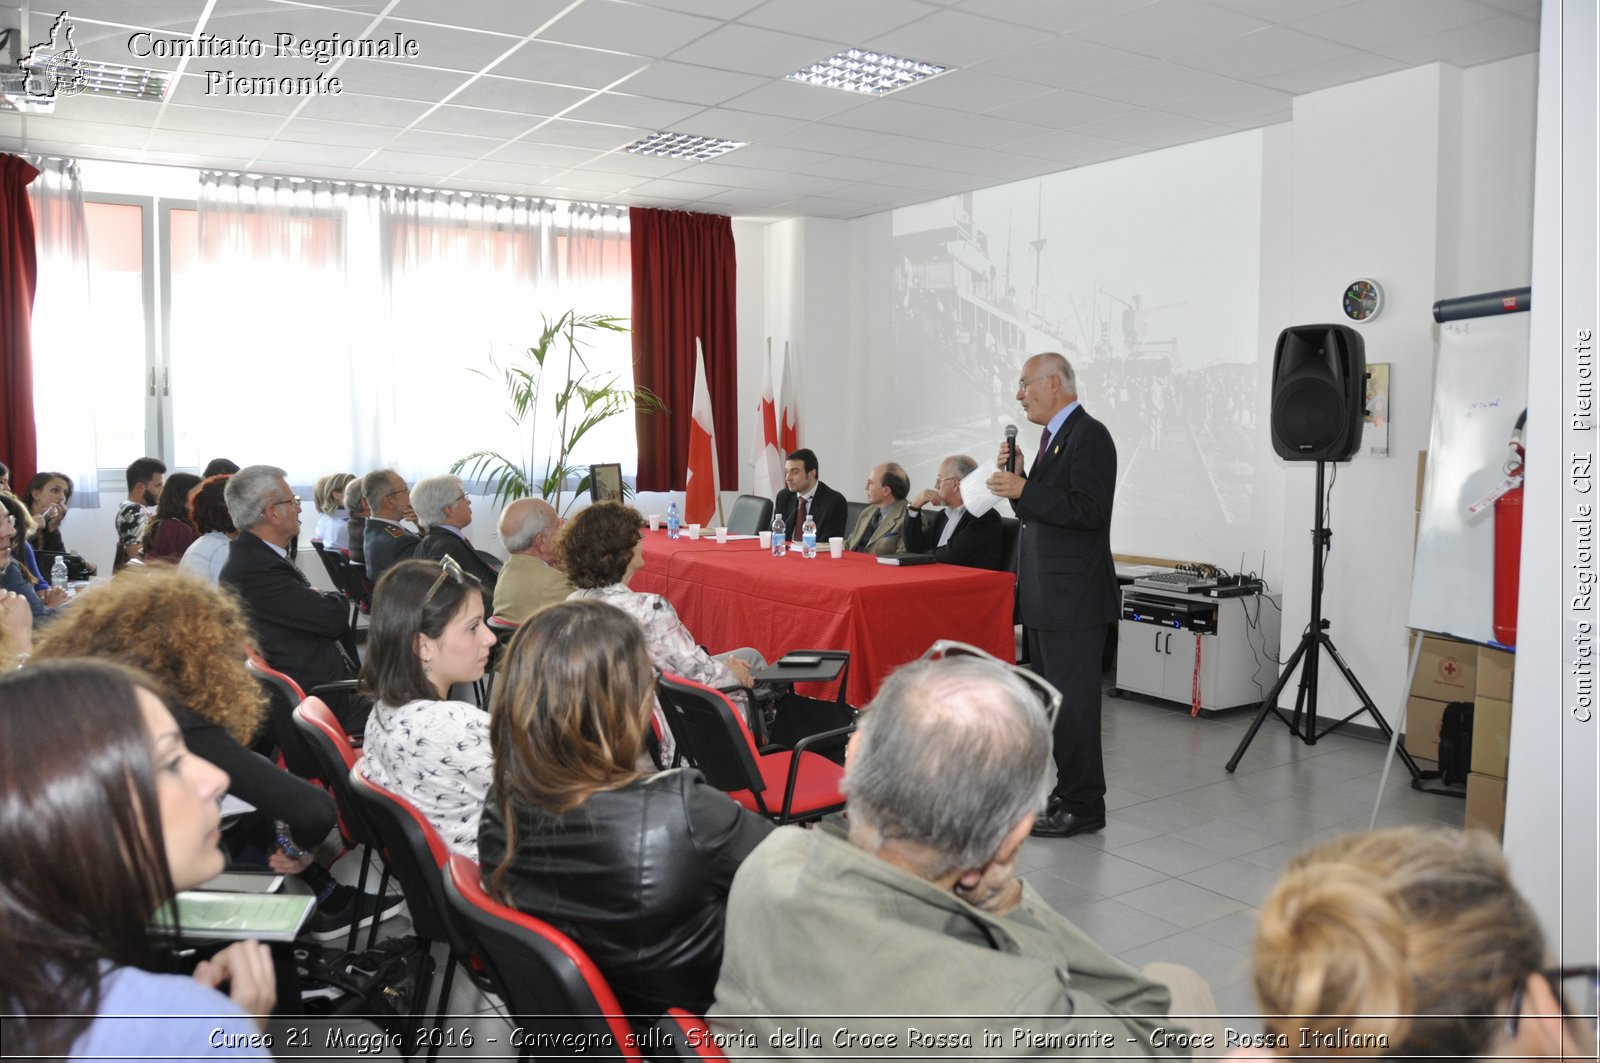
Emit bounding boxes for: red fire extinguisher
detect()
[1492,411,1526,647]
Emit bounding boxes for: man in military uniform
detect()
[361,468,420,581]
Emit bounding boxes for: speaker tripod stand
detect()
[1226,459,1424,781]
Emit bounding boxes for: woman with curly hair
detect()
[28,568,395,941]
[1245,826,1596,1061]
[141,471,202,564]
[180,473,237,584]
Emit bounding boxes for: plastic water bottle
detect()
[51,555,68,595]
[770,513,787,557]
[666,500,680,540]
[802,515,818,558]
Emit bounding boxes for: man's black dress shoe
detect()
[1030,809,1107,838]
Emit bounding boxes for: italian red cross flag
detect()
[684,338,721,526]
[750,344,782,499]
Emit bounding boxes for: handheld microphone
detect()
[1004,424,1018,473]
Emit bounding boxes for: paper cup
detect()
[687,523,701,540]
[828,536,845,559]
[648,514,661,531]
[758,531,773,548]
[715,526,729,543]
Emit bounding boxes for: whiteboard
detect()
[1406,312,1530,644]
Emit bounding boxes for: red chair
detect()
[442,855,644,1062]
[291,698,391,952]
[655,673,852,825]
[650,1009,730,1060]
[348,771,488,1060]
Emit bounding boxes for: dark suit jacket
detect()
[220,531,353,694]
[364,518,419,580]
[1014,406,1119,632]
[902,505,1005,570]
[418,525,499,595]
[773,481,847,542]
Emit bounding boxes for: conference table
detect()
[631,531,1016,706]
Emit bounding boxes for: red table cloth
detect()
[631,531,1016,706]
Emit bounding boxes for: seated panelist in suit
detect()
[845,462,910,556]
[219,465,357,721]
[361,468,420,581]
[903,454,1005,570]
[772,448,846,542]
[412,474,499,596]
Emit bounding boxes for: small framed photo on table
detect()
[589,463,624,502]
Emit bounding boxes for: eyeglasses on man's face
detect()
[269,496,301,511]
[918,639,1061,728]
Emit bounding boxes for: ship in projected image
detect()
[890,191,1257,529]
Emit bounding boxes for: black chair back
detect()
[844,499,867,535]
[442,855,643,1062]
[999,515,1021,573]
[654,676,767,799]
[347,770,453,943]
[726,494,773,535]
[248,659,323,783]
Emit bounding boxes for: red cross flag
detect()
[684,338,721,526]
[750,342,782,498]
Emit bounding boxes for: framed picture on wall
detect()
[589,463,623,502]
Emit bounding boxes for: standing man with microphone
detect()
[987,352,1118,837]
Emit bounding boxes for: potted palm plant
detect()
[452,311,664,512]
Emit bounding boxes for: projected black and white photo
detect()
[887,134,1266,561]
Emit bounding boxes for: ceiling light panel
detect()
[787,49,946,96]
[625,130,745,160]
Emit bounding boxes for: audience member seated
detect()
[491,497,572,623]
[115,456,167,569]
[344,474,370,568]
[204,457,241,477]
[358,558,496,859]
[23,470,96,574]
[220,465,358,726]
[480,600,773,1016]
[1245,826,1596,1062]
[361,468,419,580]
[0,459,9,493]
[413,474,498,593]
[312,473,355,550]
[774,448,846,542]
[0,493,65,623]
[562,501,762,705]
[845,462,911,556]
[710,652,1196,1055]
[180,474,237,584]
[141,472,202,564]
[30,567,403,941]
[1,583,32,666]
[903,454,1005,570]
[0,660,276,1058]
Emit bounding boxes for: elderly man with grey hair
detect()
[491,497,572,624]
[362,467,419,581]
[903,453,1006,570]
[220,464,359,726]
[414,474,499,594]
[710,652,1206,1058]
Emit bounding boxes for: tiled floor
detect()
[337,679,1461,1045]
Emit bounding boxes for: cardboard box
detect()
[1412,636,1477,702]
[1465,772,1506,840]
[1402,695,1449,762]
[1471,696,1512,778]
[1478,646,1514,700]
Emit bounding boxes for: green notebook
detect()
[152,890,316,942]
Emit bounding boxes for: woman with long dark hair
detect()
[0,659,275,1058]
[142,472,202,564]
[480,600,772,1016]
[359,558,498,859]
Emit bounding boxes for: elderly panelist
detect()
[491,498,572,624]
[710,650,1203,1058]
[903,454,1005,570]
[413,475,498,594]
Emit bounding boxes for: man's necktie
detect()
[1038,425,1053,463]
[795,496,808,539]
[864,509,883,542]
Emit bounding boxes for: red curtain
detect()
[0,155,39,488]
[630,207,738,492]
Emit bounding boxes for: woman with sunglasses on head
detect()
[358,557,498,859]
[1244,826,1597,1061]
[481,599,772,1018]
[0,659,276,1059]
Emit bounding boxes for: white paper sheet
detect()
[959,464,1004,518]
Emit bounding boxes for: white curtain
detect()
[26,156,98,499]
[188,172,359,482]
[378,191,632,485]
